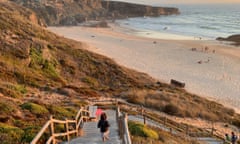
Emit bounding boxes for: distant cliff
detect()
[10,0,180,26]
[101,1,180,18]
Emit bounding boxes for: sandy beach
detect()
[48,24,240,113]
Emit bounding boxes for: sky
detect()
[109,0,240,4]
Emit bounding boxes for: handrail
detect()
[116,107,132,144]
[90,99,132,144]
[31,107,90,144]
[90,98,233,143]
[122,113,132,144]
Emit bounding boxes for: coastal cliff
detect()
[101,1,180,18]
[10,0,180,26]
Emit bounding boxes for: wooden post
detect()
[141,106,146,125]
[186,125,189,135]
[143,114,146,125]
[169,128,172,134]
[119,116,123,139]
[164,117,167,125]
[211,121,214,136]
[116,107,120,120]
[49,116,56,144]
[75,120,78,136]
[65,119,70,142]
[115,98,118,107]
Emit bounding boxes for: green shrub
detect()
[21,126,40,143]
[29,47,44,69]
[0,83,27,98]
[0,86,21,98]
[0,101,15,114]
[15,84,27,94]
[21,102,49,115]
[48,106,76,119]
[29,47,60,79]
[42,60,58,78]
[128,121,158,140]
[0,123,24,143]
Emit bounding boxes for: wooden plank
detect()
[52,119,67,124]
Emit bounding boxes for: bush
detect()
[0,123,24,143]
[21,102,49,115]
[0,101,15,114]
[232,119,240,128]
[163,104,180,115]
[128,121,158,140]
[21,126,40,143]
[48,106,76,119]
[15,84,27,94]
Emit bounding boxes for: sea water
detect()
[117,4,240,40]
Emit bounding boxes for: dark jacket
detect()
[97,120,110,132]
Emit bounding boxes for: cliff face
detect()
[101,1,180,18]
[10,0,106,25]
[10,0,180,26]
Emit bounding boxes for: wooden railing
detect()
[117,107,132,144]
[90,98,224,143]
[91,99,132,144]
[116,99,230,142]
[31,107,90,144]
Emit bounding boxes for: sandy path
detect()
[48,24,240,113]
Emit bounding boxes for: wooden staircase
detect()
[68,110,121,144]
[30,103,130,144]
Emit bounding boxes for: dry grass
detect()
[123,88,236,123]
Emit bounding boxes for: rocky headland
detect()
[10,0,180,26]
[217,34,240,46]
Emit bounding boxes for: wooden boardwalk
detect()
[68,110,121,144]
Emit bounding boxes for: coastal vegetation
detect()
[128,121,199,144]
[0,0,239,143]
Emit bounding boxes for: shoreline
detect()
[115,22,207,40]
[48,23,240,113]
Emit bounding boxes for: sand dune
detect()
[49,24,240,113]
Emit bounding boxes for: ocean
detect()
[117,4,240,40]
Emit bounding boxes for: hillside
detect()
[10,0,180,26]
[0,1,239,143]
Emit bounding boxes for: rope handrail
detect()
[30,107,90,144]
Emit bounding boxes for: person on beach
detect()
[97,112,110,142]
[225,133,231,142]
[231,131,238,144]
